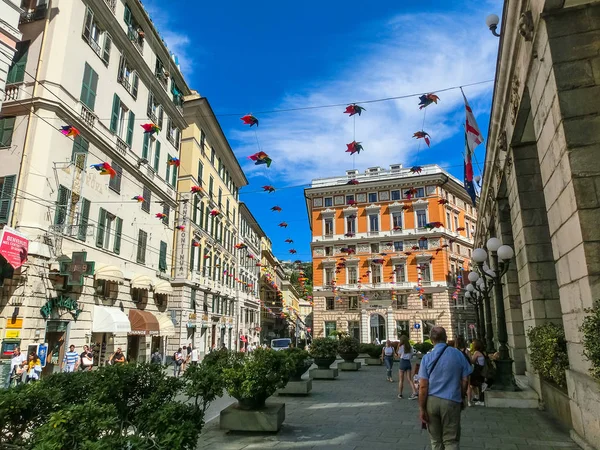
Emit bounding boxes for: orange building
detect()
[304,164,477,343]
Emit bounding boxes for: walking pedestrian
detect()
[26,352,42,383]
[380,340,396,382]
[151,349,162,364]
[63,345,79,372]
[173,348,183,377]
[6,347,26,388]
[418,326,472,450]
[397,335,418,399]
[189,346,199,366]
[454,336,473,405]
[79,345,94,371]
[469,339,486,406]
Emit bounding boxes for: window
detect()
[54,185,71,226]
[392,212,402,229]
[419,238,428,250]
[96,208,121,254]
[415,187,425,198]
[422,294,434,309]
[349,296,358,310]
[190,288,197,310]
[108,161,122,193]
[395,264,406,282]
[465,221,470,237]
[421,264,431,282]
[446,212,452,230]
[141,186,151,213]
[347,267,358,284]
[324,268,334,285]
[391,190,401,201]
[7,40,29,84]
[77,198,91,241]
[153,141,161,172]
[166,118,180,148]
[371,265,382,283]
[124,4,144,52]
[346,215,356,234]
[218,188,222,207]
[118,55,139,98]
[159,241,168,272]
[369,214,379,232]
[162,204,169,226]
[348,321,360,340]
[197,161,204,185]
[170,164,177,187]
[190,245,196,272]
[71,135,89,170]
[82,7,111,65]
[324,197,333,207]
[142,133,155,162]
[326,297,334,310]
[416,209,427,228]
[0,117,16,148]
[368,192,377,203]
[393,241,403,252]
[346,194,355,204]
[454,215,459,230]
[200,130,206,154]
[147,92,161,123]
[208,176,214,198]
[456,244,461,255]
[0,175,16,224]
[324,218,334,236]
[80,63,98,110]
[110,94,134,144]
[325,321,337,338]
[137,229,148,264]
[396,320,410,338]
[370,243,379,253]
[210,147,215,165]
[396,295,408,309]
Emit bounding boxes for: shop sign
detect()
[40,295,82,320]
[176,196,189,278]
[0,227,29,269]
[59,252,95,286]
[38,343,48,367]
[4,330,20,339]
[128,330,160,336]
[6,318,23,329]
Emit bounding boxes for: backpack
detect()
[481,355,496,379]
[174,353,183,366]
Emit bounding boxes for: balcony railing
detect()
[116,137,128,155]
[103,0,116,13]
[4,84,22,102]
[147,108,158,124]
[20,5,47,24]
[155,71,169,90]
[80,103,97,127]
[127,27,144,54]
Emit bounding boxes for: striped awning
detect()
[95,265,125,283]
[153,279,174,295]
[131,275,154,291]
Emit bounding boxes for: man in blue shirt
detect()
[418,327,472,450]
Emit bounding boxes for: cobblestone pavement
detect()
[197,358,578,450]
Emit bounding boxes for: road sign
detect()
[414,323,421,329]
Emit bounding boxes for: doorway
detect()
[127,336,140,362]
[44,320,69,376]
[211,325,216,350]
[370,314,386,342]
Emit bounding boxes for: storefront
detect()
[91,305,131,367]
[127,309,160,363]
[156,313,175,361]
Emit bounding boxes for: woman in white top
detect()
[380,340,396,382]
[397,335,418,399]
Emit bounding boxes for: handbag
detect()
[481,355,496,379]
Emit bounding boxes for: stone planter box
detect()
[220,402,285,432]
[310,368,338,380]
[339,352,359,363]
[313,357,336,369]
[541,379,572,429]
[365,358,382,365]
[278,379,312,395]
[339,361,361,371]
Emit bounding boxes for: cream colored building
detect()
[0,0,189,369]
[172,92,248,355]
[0,0,22,110]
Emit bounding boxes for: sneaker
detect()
[409,393,418,400]
[472,396,480,402]
[474,401,485,406]
[481,382,488,393]
[397,394,403,399]
[468,401,473,407]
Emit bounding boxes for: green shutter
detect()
[162,204,169,225]
[102,33,112,65]
[114,217,122,254]
[80,63,98,110]
[78,198,91,241]
[142,186,150,213]
[198,206,204,231]
[142,134,149,159]
[159,241,167,272]
[82,8,93,41]
[126,110,135,146]
[153,141,161,171]
[165,157,170,182]
[171,165,177,187]
[0,117,16,147]
[0,175,16,225]
[110,94,120,133]
[124,4,132,26]
[190,245,195,272]
[96,208,106,247]
[197,161,203,185]
[192,196,198,224]
[7,41,30,84]
[137,230,147,264]
[54,185,70,225]
[132,73,139,98]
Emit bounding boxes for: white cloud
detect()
[230,7,500,185]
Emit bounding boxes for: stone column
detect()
[386,307,395,340]
[360,309,369,343]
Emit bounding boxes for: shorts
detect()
[399,359,411,371]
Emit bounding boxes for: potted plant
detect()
[363,344,384,365]
[338,337,360,363]
[222,349,290,410]
[308,337,339,369]
[286,348,312,381]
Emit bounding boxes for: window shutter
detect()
[197,161,203,185]
[142,186,150,213]
[0,117,16,147]
[7,40,30,84]
[78,198,91,241]
[0,175,16,224]
[171,165,177,187]
[198,205,204,230]
[124,4,132,26]
[165,157,170,182]
[83,7,93,41]
[108,161,122,193]
[132,73,139,98]
[110,94,120,133]
[137,230,147,264]
[190,245,195,273]
[159,241,167,272]
[113,217,122,254]
[54,185,71,225]
[142,133,149,159]
[102,33,112,65]
[157,106,164,129]
[96,208,106,247]
[153,141,161,171]
[80,63,98,110]
[192,196,198,224]
[126,110,135,146]
[118,54,125,80]
[162,204,169,225]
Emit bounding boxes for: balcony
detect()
[368,231,380,236]
[116,137,128,155]
[103,0,116,13]
[155,70,169,91]
[147,108,158,124]
[80,103,97,127]
[4,84,23,102]
[20,5,47,24]
[127,27,144,54]
[167,133,176,146]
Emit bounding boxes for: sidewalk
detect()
[197,358,578,450]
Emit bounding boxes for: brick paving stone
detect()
[196,359,577,449]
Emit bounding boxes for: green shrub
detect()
[285,347,312,372]
[309,337,339,358]
[413,342,434,354]
[527,322,569,388]
[338,337,360,354]
[360,344,383,359]
[581,300,600,380]
[358,343,371,354]
[183,348,229,415]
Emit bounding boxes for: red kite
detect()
[241,114,259,127]
[344,104,366,117]
[418,93,440,109]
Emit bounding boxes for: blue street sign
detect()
[414,323,421,330]
[38,343,48,367]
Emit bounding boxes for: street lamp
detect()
[486,14,501,37]
[464,289,485,341]
[472,237,518,391]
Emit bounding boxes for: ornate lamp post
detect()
[464,285,485,341]
[472,237,518,391]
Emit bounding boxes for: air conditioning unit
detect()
[390,164,402,172]
[346,169,359,176]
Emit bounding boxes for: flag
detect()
[462,89,483,207]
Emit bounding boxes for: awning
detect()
[156,313,176,337]
[131,274,153,291]
[92,305,131,334]
[128,309,160,335]
[153,279,174,295]
[95,265,125,283]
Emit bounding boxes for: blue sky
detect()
[143,0,502,261]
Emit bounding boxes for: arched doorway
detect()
[370,314,386,342]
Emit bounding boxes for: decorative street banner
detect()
[0,226,29,269]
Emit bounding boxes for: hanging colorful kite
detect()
[346,141,364,155]
[413,131,431,147]
[456,226,466,232]
[438,199,449,205]
[210,209,220,216]
[418,93,440,109]
[155,213,167,220]
[289,249,297,254]
[132,195,144,203]
[410,166,423,174]
[249,151,272,167]
[278,222,288,228]
[347,179,359,185]
[60,125,80,138]
[285,239,294,244]
[167,156,180,167]
[192,241,200,247]
[235,243,247,249]
[90,162,117,178]
[402,205,411,211]
[404,188,418,199]
[141,123,160,135]
[271,206,282,212]
[347,199,358,206]
[191,186,203,194]
[241,114,259,127]
[344,104,366,117]
[262,185,275,193]
[176,225,185,231]
[344,232,355,238]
